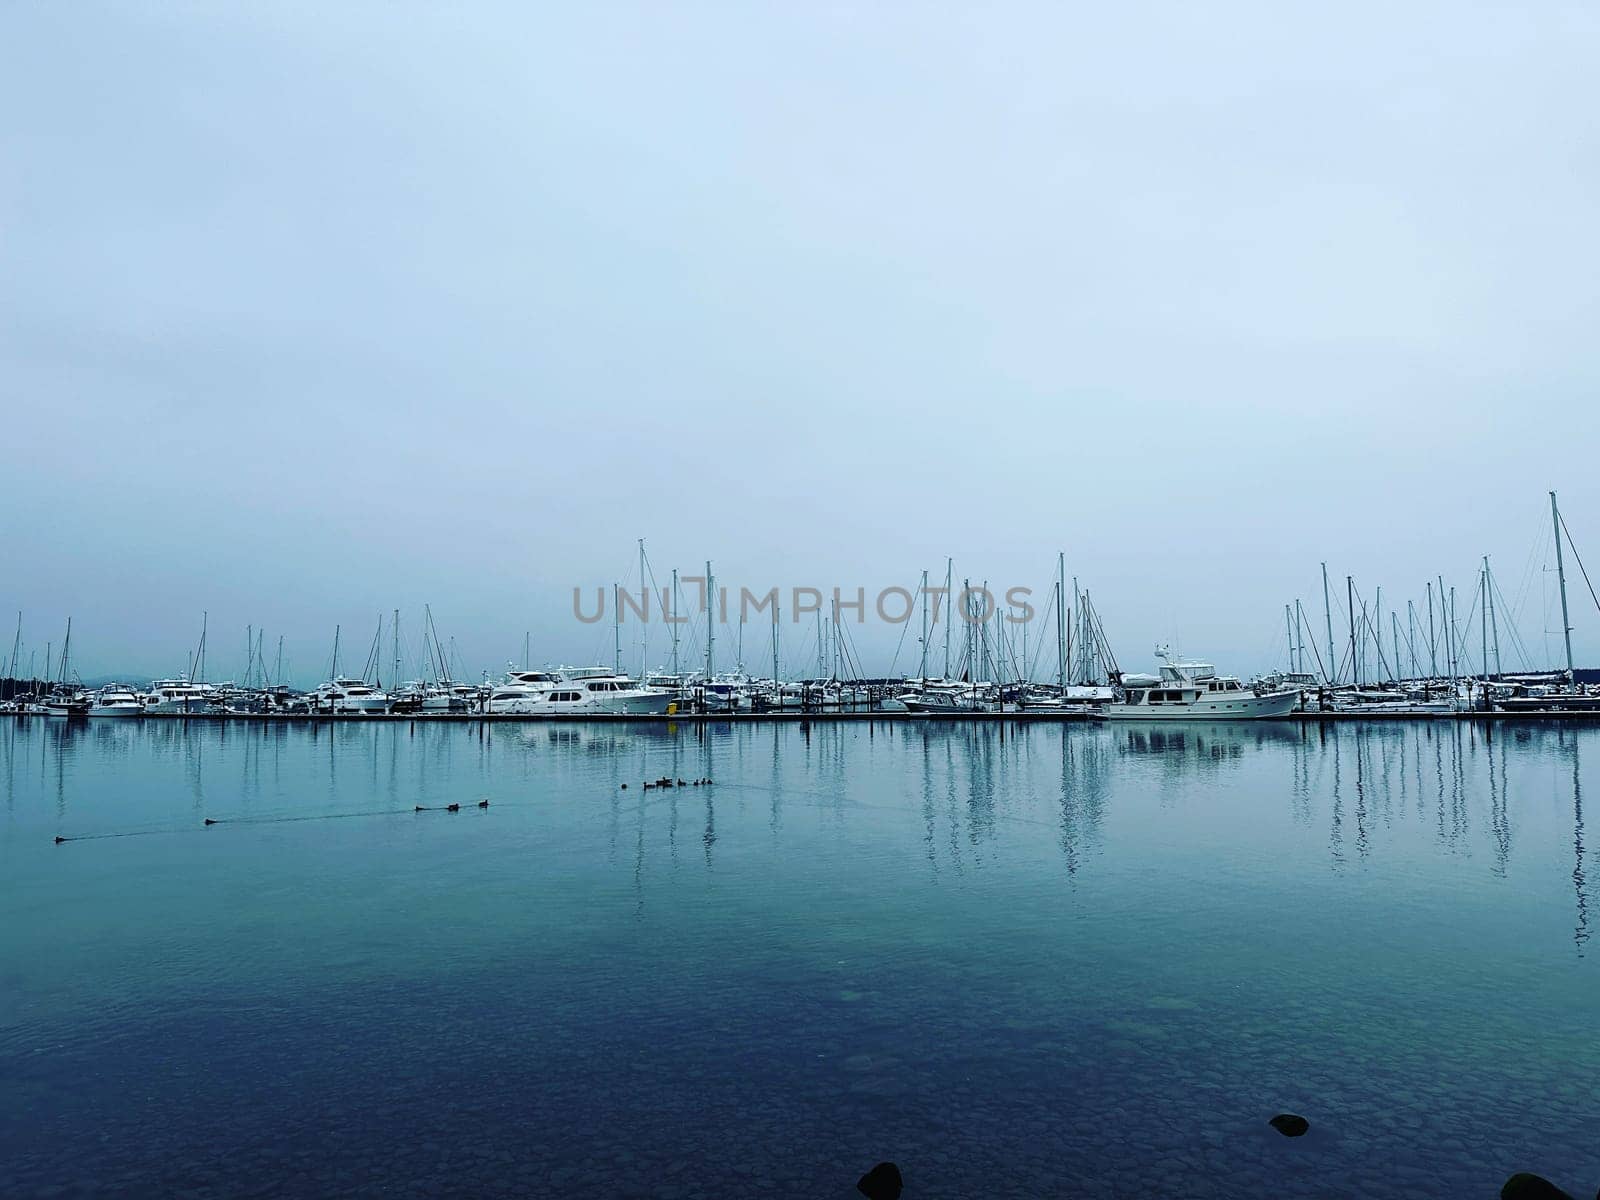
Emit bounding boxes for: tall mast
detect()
[671,568,679,679]
[197,611,207,683]
[1057,553,1067,690]
[1392,612,1403,684]
[1295,599,1305,673]
[1480,563,1489,681]
[919,569,929,679]
[8,611,19,681]
[704,560,714,681]
[275,635,284,686]
[1551,490,1576,684]
[1446,584,1456,686]
[246,624,254,688]
[943,558,952,678]
[1407,600,1418,678]
[815,606,823,680]
[638,539,647,682]
[1321,563,1336,685]
[1426,581,1437,677]
[613,583,621,673]
[58,618,72,685]
[394,610,402,687]
[1374,586,1382,681]
[773,601,781,706]
[1485,556,1502,676]
[1346,575,1357,687]
[1284,605,1294,673]
[331,624,341,680]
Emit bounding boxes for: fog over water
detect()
[3,3,1597,684]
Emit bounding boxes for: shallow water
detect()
[2,716,1596,1198]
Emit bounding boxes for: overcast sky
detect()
[3,1,1598,684]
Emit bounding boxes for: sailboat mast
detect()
[1346,575,1357,687]
[331,624,341,680]
[1321,563,1336,685]
[704,561,714,682]
[638,538,647,682]
[919,569,929,679]
[1551,490,1576,683]
[1480,564,1489,682]
[613,583,621,673]
[1485,556,1502,676]
[943,558,952,678]
[1057,553,1067,690]
[1426,582,1437,677]
[671,568,680,679]
[1294,599,1305,673]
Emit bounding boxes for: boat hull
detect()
[1103,690,1302,720]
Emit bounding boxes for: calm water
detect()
[2,716,1597,1199]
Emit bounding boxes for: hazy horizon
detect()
[4,2,1598,685]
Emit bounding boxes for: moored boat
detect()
[1102,651,1301,720]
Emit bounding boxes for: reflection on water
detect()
[4,717,1596,942]
[2,716,1598,1198]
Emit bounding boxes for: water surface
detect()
[2,717,1596,1198]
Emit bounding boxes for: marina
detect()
[6,493,1595,729]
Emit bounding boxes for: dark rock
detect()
[1500,1174,1576,1200]
[857,1161,902,1200]
[1268,1113,1309,1137]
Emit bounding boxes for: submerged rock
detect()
[856,1161,902,1200]
[1500,1174,1576,1200]
[1268,1113,1309,1137]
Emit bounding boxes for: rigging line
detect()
[1489,569,1536,672]
[1024,584,1059,683]
[1296,602,1329,682]
[1558,512,1600,618]
[885,571,925,679]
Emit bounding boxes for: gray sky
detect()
[3,1,1598,684]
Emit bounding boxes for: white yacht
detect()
[89,686,144,717]
[1103,651,1301,720]
[898,679,995,712]
[485,670,563,713]
[143,679,214,714]
[497,669,677,715]
[309,678,391,714]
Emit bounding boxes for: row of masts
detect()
[598,544,1117,689]
[1286,491,1585,688]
